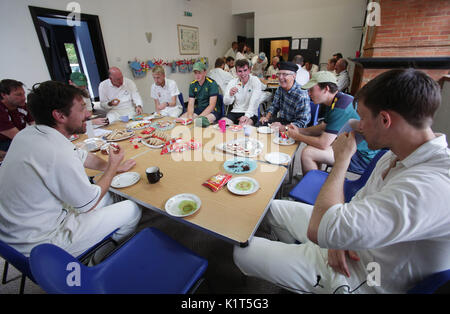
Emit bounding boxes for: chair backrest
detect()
[308,101,320,127]
[408,269,450,294]
[0,239,34,280]
[30,228,208,294]
[30,243,96,293]
[344,149,388,202]
[178,93,186,113]
[218,94,225,118]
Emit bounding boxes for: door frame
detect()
[28,6,109,83]
[259,37,292,61]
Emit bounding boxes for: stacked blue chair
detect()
[289,149,388,204]
[29,227,208,294]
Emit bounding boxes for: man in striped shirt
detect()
[259,62,311,129]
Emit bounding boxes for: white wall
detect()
[231,0,367,65]
[433,79,450,140]
[0,0,244,113]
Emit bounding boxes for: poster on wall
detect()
[177,24,200,55]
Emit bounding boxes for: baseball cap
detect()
[70,72,87,87]
[258,52,266,60]
[193,61,207,72]
[302,71,338,89]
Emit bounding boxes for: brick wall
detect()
[353,0,450,88]
[364,0,450,58]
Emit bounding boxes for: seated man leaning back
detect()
[259,61,311,129]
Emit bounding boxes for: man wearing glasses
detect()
[259,62,311,129]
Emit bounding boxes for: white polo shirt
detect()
[295,65,310,87]
[318,134,450,293]
[150,78,182,111]
[223,75,262,118]
[99,77,143,120]
[208,68,233,94]
[0,125,101,255]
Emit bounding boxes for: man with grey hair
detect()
[98,67,144,122]
[335,58,350,92]
[251,52,268,78]
[293,55,310,87]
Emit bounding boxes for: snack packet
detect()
[141,127,155,135]
[202,173,233,192]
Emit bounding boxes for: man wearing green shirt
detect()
[287,71,379,175]
[183,62,220,123]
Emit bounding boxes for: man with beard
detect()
[0,81,141,258]
[0,79,35,151]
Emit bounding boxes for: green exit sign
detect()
[184,11,192,17]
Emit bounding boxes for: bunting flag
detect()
[128,57,209,78]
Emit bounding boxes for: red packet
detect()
[189,138,202,150]
[279,130,288,139]
[141,127,155,135]
[202,173,232,192]
[129,136,142,148]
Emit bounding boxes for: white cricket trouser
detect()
[52,192,142,257]
[233,200,374,294]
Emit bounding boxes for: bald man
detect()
[98,67,144,122]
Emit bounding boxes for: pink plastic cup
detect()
[218,120,226,133]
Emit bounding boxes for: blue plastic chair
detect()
[178,93,186,113]
[408,269,450,294]
[218,94,225,118]
[308,102,320,127]
[1,229,117,294]
[289,149,388,204]
[0,239,35,294]
[29,227,208,294]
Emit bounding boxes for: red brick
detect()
[430,35,449,40]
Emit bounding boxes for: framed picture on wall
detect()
[177,24,200,55]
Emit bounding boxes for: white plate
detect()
[140,139,165,149]
[257,126,273,134]
[175,118,193,125]
[111,172,140,188]
[165,193,201,217]
[126,121,151,130]
[227,177,260,196]
[273,137,295,146]
[76,138,106,152]
[69,134,79,141]
[147,113,164,120]
[104,130,135,142]
[264,152,291,165]
[216,138,264,158]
